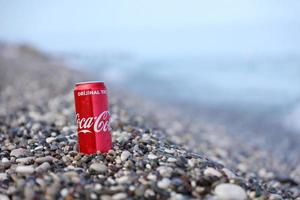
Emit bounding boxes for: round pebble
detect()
[157,166,173,177]
[214,183,247,200]
[158,178,171,189]
[120,151,131,162]
[89,163,108,174]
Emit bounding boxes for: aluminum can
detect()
[74,81,112,154]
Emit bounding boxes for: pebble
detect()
[35,162,51,173]
[120,151,131,162]
[34,146,44,151]
[148,153,158,160]
[0,194,9,200]
[112,192,127,200]
[101,195,112,200]
[16,157,35,164]
[116,176,130,184]
[222,168,237,179]
[147,173,157,181]
[46,137,56,143]
[0,173,8,181]
[204,167,222,177]
[89,163,108,174]
[1,157,9,163]
[60,188,68,197]
[10,148,29,157]
[35,156,55,164]
[157,166,173,177]
[269,194,283,200]
[164,148,175,154]
[167,157,177,162]
[15,165,35,174]
[144,189,155,198]
[157,178,171,189]
[214,183,247,200]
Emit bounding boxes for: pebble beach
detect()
[0,44,299,200]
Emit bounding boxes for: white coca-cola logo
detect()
[76,111,111,134]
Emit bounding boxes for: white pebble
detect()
[157,178,171,189]
[0,173,8,181]
[147,173,157,181]
[120,151,131,162]
[116,176,130,184]
[34,146,44,151]
[16,165,35,174]
[90,193,97,199]
[157,166,173,177]
[1,157,9,163]
[89,163,107,173]
[167,157,177,162]
[204,167,222,177]
[188,158,197,168]
[164,148,175,154]
[215,183,247,200]
[112,192,127,200]
[148,153,158,160]
[144,189,155,197]
[171,193,186,200]
[46,137,56,143]
[60,188,68,197]
[0,194,9,200]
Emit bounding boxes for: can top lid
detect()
[76,81,104,86]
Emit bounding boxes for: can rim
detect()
[76,81,104,86]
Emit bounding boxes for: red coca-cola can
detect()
[74,81,112,154]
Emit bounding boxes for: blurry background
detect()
[1,1,300,145]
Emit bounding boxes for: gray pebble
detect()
[16,157,35,164]
[89,163,107,174]
[35,162,51,173]
[35,156,55,164]
[222,168,237,179]
[10,148,29,158]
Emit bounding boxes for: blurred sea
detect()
[66,53,300,154]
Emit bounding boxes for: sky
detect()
[0,0,300,58]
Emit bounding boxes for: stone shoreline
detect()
[0,44,299,199]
